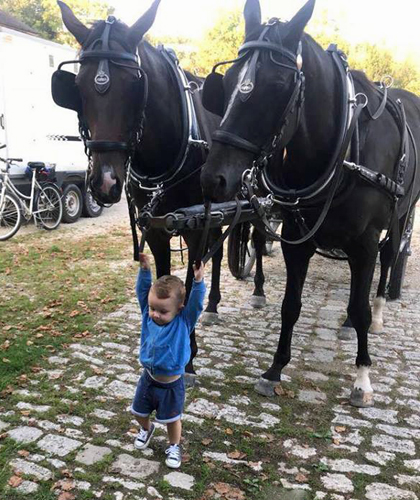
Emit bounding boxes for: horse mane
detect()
[350,70,378,93]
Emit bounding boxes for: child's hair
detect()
[152,275,186,305]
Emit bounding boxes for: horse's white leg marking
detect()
[371,296,386,334]
[354,366,373,393]
[220,61,250,127]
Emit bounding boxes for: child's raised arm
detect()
[136,253,152,312]
[184,262,206,328]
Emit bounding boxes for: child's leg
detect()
[167,419,181,445]
[134,415,151,430]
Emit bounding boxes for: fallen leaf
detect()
[332,438,340,445]
[201,438,212,446]
[227,450,247,460]
[8,476,23,488]
[214,482,246,500]
[2,358,10,363]
[1,386,14,396]
[243,430,253,438]
[225,428,234,435]
[61,481,74,491]
[274,385,295,398]
[69,310,80,318]
[17,450,30,457]
[295,472,308,483]
[335,426,346,433]
[58,493,75,500]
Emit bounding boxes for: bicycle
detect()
[0,144,63,241]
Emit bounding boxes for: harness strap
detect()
[367,85,388,121]
[213,130,261,155]
[202,198,243,265]
[254,102,365,245]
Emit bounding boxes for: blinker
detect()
[202,71,225,117]
[51,69,82,113]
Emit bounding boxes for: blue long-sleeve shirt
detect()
[136,268,206,376]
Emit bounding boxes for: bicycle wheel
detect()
[36,184,63,230]
[0,193,22,241]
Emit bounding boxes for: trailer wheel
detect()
[62,184,83,223]
[228,222,256,279]
[82,191,103,218]
[388,209,415,300]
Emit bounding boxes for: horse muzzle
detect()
[89,164,123,204]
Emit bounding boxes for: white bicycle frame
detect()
[0,166,57,223]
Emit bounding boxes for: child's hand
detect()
[193,261,205,282]
[139,253,151,270]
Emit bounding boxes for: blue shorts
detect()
[130,371,185,424]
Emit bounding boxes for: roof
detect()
[0,9,39,36]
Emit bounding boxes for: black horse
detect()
[200,0,420,406]
[55,0,232,382]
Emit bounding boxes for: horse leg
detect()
[250,227,267,308]
[145,229,171,277]
[338,315,356,340]
[255,239,315,397]
[346,242,377,407]
[182,231,205,387]
[202,228,223,325]
[371,238,394,334]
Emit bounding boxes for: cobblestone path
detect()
[2,241,420,500]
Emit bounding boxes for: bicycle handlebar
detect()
[0,157,23,164]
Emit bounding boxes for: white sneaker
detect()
[134,424,155,450]
[165,444,182,468]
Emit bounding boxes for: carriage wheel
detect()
[227,222,256,279]
[263,218,281,256]
[387,209,415,300]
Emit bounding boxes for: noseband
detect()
[57,16,147,157]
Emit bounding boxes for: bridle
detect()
[57,16,148,161]
[210,19,305,167]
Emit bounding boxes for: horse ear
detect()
[57,1,90,46]
[128,0,161,47]
[284,0,315,45]
[244,0,261,37]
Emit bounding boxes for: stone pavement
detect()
[2,241,420,499]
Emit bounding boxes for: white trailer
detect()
[0,23,103,221]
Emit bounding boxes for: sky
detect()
[111,0,420,60]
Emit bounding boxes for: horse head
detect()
[57,0,161,205]
[200,0,315,203]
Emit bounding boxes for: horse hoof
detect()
[337,326,356,340]
[201,312,220,326]
[349,388,374,407]
[370,320,384,335]
[254,378,278,397]
[250,296,267,309]
[184,373,197,388]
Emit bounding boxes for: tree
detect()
[191,7,245,76]
[0,0,113,46]
[146,34,199,75]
